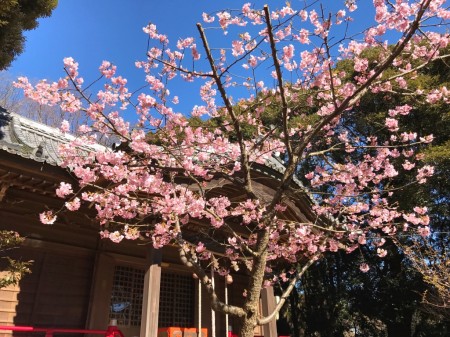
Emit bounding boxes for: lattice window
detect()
[159,272,195,327]
[109,265,145,327]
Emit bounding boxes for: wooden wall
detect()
[0,245,94,337]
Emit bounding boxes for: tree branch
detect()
[196,23,256,198]
[263,5,293,162]
[257,255,318,325]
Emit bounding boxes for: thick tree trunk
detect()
[239,314,258,337]
[238,229,270,337]
[238,307,258,337]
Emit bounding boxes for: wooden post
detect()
[140,247,162,337]
[260,287,277,337]
[198,278,202,337]
[210,266,215,337]
[225,281,228,337]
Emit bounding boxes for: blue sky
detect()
[9,1,248,82]
[7,0,377,118]
[8,1,282,115]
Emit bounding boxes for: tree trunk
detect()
[239,314,258,337]
[239,319,255,337]
[238,229,270,337]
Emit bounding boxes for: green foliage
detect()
[0,0,58,70]
[0,230,32,288]
[186,88,320,145]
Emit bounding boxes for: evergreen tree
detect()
[0,0,58,70]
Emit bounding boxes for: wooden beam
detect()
[140,247,162,337]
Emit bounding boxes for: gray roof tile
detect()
[0,108,76,166]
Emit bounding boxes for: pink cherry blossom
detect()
[420,134,434,143]
[385,118,399,132]
[202,12,215,23]
[60,120,70,133]
[417,165,434,184]
[360,263,370,273]
[413,206,428,215]
[56,182,73,198]
[39,211,57,225]
[232,40,245,57]
[196,242,206,253]
[109,231,124,243]
[65,198,81,211]
[418,226,431,237]
[63,57,79,77]
[99,61,117,78]
[402,160,416,170]
[377,248,388,258]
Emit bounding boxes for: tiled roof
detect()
[0,107,76,166]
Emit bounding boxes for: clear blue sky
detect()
[7,0,376,117]
[10,1,254,82]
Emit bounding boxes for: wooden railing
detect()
[0,322,124,337]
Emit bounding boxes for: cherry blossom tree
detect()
[14,1,450,336]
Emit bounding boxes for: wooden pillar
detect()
[140,247,162,337]
[260,287,277,337]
